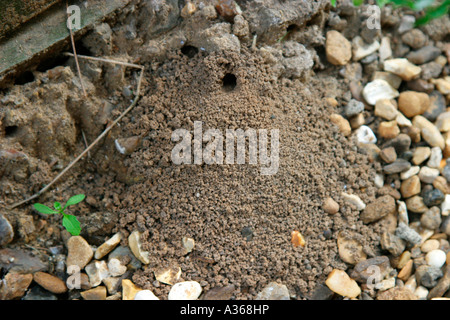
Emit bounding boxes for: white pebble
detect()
[134,290,160,300]
[397,200,409,225]
[425,249,447,268]
[168,281,202,300]
[362,79,399,105]
[374,173,384,188]
[427,147,442,169]
[414,286,429,300]
[341,192,366,211]
[418,166,440,184]
[355,125,377,144]
[108,258,127,277]
[441,195,450,216]
[400,166,420,180]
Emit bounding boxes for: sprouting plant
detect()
[33,194,85,236]
[330,0,450,26]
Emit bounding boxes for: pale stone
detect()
[342,192,366,211]
[134,290,160,300]
[66,236,94,270]
[412,147,431,165]
[425,250,447,268]
[397,200,409,225]
[418,166,440,184]
[379,37,392,61]
[182,237,195,254]
[330,114,351,136]
[323,197,339,214]
[352,36,380,61]
[400,166,420,180]
[396,113,412,127]
[436,112,450,132]
[363,79,399,106]
[85,260,110,287]
[373,71,402,89]
[427,147,442,168]
[374,174,384,188]
[80,286,107,300]
[95,232,122,260]
[128,231,150,264]
[355,125,377,144]
[378,120,400,139]
[374,99,398,120]
[325,269,361,298]
[375,277,396,291]
[431,77,450,95]
[154,266,182,285]
[412,116,445,149]
[122,279,142,300]
[415,286,429,300]
[384,58,421,81]
[107,258,127,277]
[326,30,352,66]
[256,282,290,300]
[441,195,450,216]
[337,232,367,265]
[421,239,440,253]
[168,281,202,300]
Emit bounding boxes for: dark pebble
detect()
[422,187,445,207]
[423,91,446,122]
[383,159,411,174]
[406,46,441,65]
[382,134,411,155]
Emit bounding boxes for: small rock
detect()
[103,277,121,295]
[427,265,450,299]
[350,256,391,283]
[256,282,290,300]
[401,29,427,49]
[416,265,443,288]
[375,277,397,291]
[383,159,411,174]
[421,62,443,80]
[325,30,352,66]
[382,134,411,155]
[379,37,392,61]
[345,99,365,118]
[406,196,428,213]
[85,260,110,287]
[22,285,58,300]
[373,71,403,89]
[400,166,420,180]
[414,286,429,300]
[80,286,107,300]
[406,46,441,65]
[398,91,430,118]
[330,114,351,136]
[325,269,361,299]
[109,246,142,270]
[380,147,397,163]
[395,222,422,245]
[397,15,415,34]
[352,36,380,61]
[398,261,413,282]
[430,77,450,95]
[422,187,445,207]
[374,99,398,120]
[355,125,377,144]
[377,287,418,300]
[407,78,435,93]
[400,175,421,198]
[202,285,235,300]
[66,236,94,270]
[421,239,441,253]
[0,214,13,247]
[291,230,306,247]
[337,232,367,264]
[128,231,150,264]
[154,266,182,285]
[380,232,406,256]
[441,216,450,235]
[397,200,409,225]
[433,176,450,194]
[425,249,447,268]
[306,284,334,300]
[412,146,431,165]
[378,121,400,139]
[384,58,421,81]
[362,79,399,105]
[122,279,142,300]
[0,272,33,300]
[396,112,412,127]
[134,290,160,300]
[94,232,122,260]
[322,197,339,214]
[361,195,396,224]
[168,281,202,300]
[341,192,366,211]
[420,207,442,230]
[412,115,445,149]
[33,272,67,294]
[182,237,195,254]
[418,166,440,184]
[107,258,127,277]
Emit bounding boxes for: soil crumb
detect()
[110,49,382,299]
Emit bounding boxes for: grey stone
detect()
[345,99,365,118]
[406,46,441,65]
[256,282,290,300]
[0,214,13,247]
[416,265,443,288]
[443,165,450,183]
[22,286,58,300]
[401,29,427,49]
[108,245,142,270]
[383,159,411,174]
[350,256,391,283]
[0,248,48,274]
[422,187,445,207]
[441,216,450,236]
[307,283,334,300]
[421,62,443,80]
[427,265,450,299]
[395,222,422,245]
[423,91,446,122]
[397,15,415,34]
[420,207,442,230]
[380,232,406,256]
[202,285,235,300]
[382,134,411,155]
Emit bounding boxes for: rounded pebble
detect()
[425,249,447,268]
[168,281,202,300]
[134,290,160,300]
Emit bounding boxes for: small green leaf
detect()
[330,0,337,6]
[62,214,81,236]
[353,0,364,6]
[63,194,85,209]
[54,202,62,211]
[33,203,58,215]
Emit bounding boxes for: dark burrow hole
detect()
[36,54,70,72]
[181,45,199,58]
[4,125,19,137]
[222,73,237,92]
[14,71,35,85]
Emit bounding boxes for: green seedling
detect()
[33,194,85,236]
